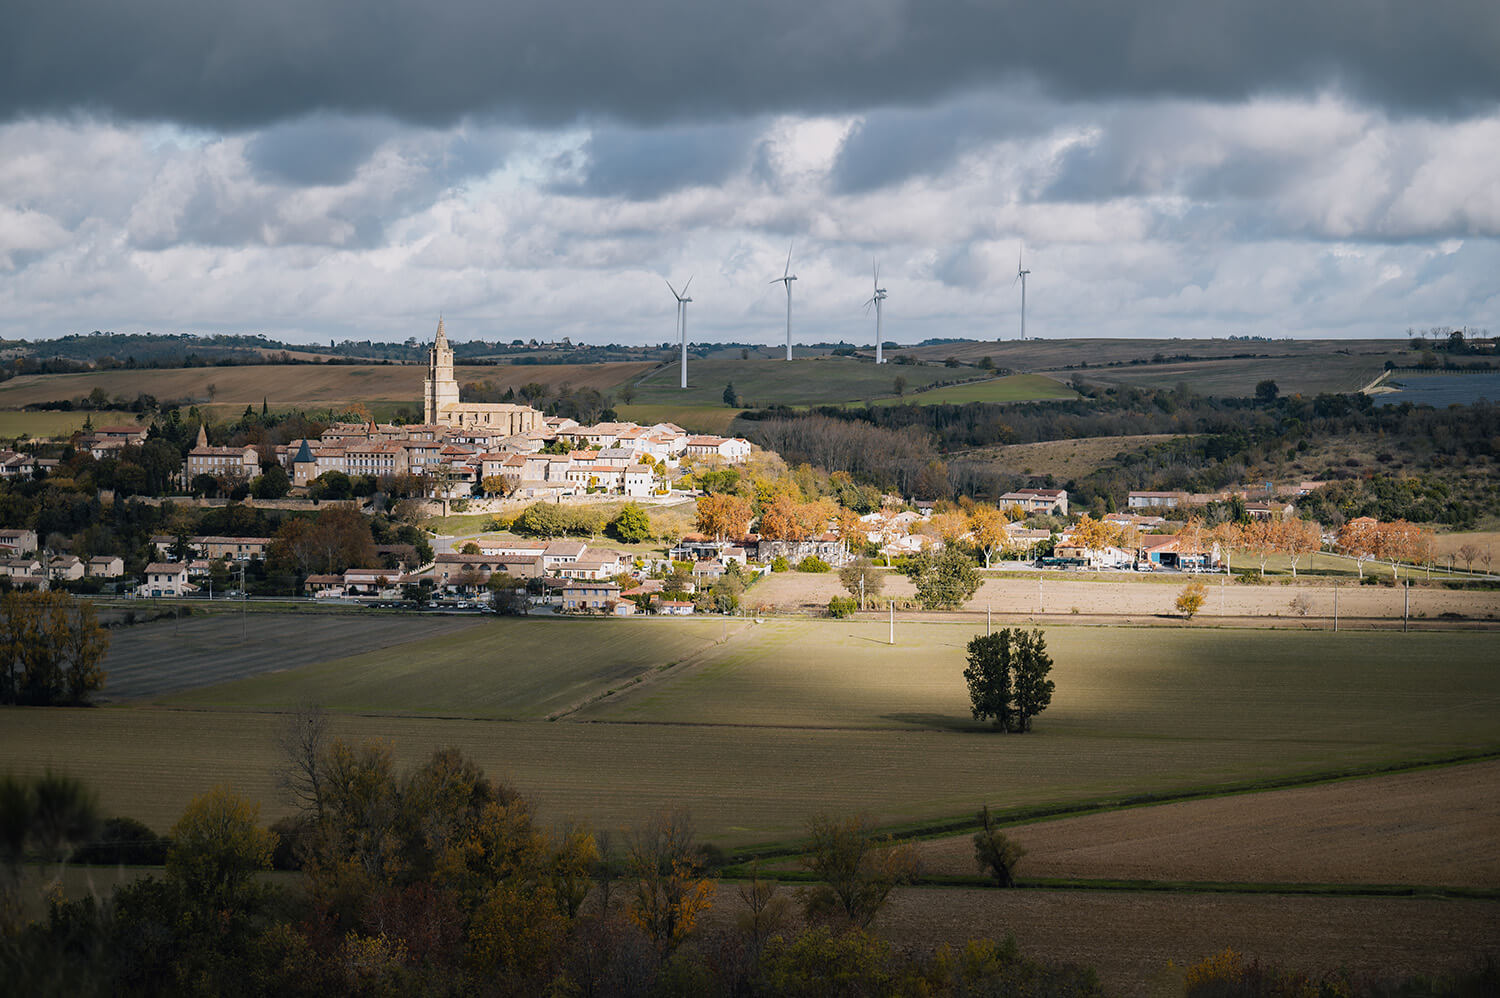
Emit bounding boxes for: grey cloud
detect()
[3,1,1497,130]
[246,115,396,186]
[551,122,760,200]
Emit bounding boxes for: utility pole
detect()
[1403,580,1409,633]
[888,599,894,646]
[1333,581,1339,633]
[1037,578,1043,615]
[986,602,991,633]
[239,562,247,641]
[859,576,865,612]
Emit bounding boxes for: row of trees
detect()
[0,592,109,705]
[3,747,1100,996]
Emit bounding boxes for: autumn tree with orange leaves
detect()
[695,493,752,541]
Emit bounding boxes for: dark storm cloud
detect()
[3,0,1497,130]
[246,115,396,186]
[552,122,760,199]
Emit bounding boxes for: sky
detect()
[2,0,1498,347]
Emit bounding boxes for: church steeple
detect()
[424,315,459,424]
[196,424,208,448]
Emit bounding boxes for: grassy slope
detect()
[630,356,962,407]
[10,618,1497,842]
[165,617,733,718]
[949,433,1183,479]
[0,361,650,409]
[0,409,144,439]
[615,403,742,434]
[870,374,1077,406]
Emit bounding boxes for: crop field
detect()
[578,621,1500,745]
[871,888,1498,998]
[1048,351,1404,398]
[615,403,742,434]
[949,433,1183,478]
[743,569,1500,618]
[0,361,648,409]
[0,409,142,440]
[99,613,482,699]
[913,759,1500,888]
[164,616,739,718]
[14,616,1496,842]
[630,356,961,407]
[869,374,1077,406]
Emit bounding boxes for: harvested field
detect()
[873,888,1499,998]
[949,434,1182,479]
[915,760,1500,888]
[869,374,1076,406]
[632,356,958,407]
[0,361,649,409]
[100,613,481,700]
[0,409,141,439]
[164,617,739,719]
[745,570,1500,621]
[580,621,1500,746]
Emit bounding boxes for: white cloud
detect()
[1,91,1498,344]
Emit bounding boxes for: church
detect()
[423,318,542,434]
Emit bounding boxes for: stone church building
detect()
[424,318,541,434]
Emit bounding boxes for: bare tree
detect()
[274,703,331,821]
[1456,543,1481,572]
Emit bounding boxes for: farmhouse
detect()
[0,529,38,556]
[561,581,620,612]
[1127,491,1189,509]
[140,562,190,597]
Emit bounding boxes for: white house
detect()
[140,563,189,597]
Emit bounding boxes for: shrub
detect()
[770,556,791,572]
[797,556,831,573]
[826,596,857,618]
[74,816,168,866]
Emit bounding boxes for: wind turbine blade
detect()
[666,279,679,298]
[683,276,693,295]
[784,244,793,278]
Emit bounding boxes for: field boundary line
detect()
[721,748,1500,863]
[545,618,758,722]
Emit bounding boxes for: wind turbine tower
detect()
[771,245,797,361]
[1015,244,1031,341]
[866,264,889,364]
[666,278,693,389]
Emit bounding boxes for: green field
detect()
[165,617,736,718]
[871,374,1077,406]
[630,356,967,407]
[6,618,1497,845]
[615,403,743,434]
[1051,352,1403,398]
[0,409,142,439]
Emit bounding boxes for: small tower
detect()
[196,424,208,448]
[292,439,318,487]
[423,317,460,424]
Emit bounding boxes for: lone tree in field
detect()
[904,548,981,610]
[964,627,1054,732]
[838,558,884,608]
[1175,579,1207,619]
[972,805,1026,887]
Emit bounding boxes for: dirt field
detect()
[100,613,482,699]
[746,570,1500,622]
[871,888,1499,997]
[949,434,1182,479]
[0,361,649,408]
[914,760,1500,888]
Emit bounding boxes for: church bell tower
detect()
[423,317,460,424]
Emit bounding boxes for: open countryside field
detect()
[0,408,143,440]
[873,888,1498,998]
[1048,351,1405,397]
[870,374,1077,406]
[8,618,1498,842]
[0,361,649,409]
[914,759,1500,887]
[100,613,482,700]
[577,621,1500,741]
[630,356,962,407]
[744,568,1500,619]
[615,402,742,434]
[164,616,740,718]
[949,433,1183,478]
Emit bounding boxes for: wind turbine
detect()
[666,277,693,389]
[864,263,889,364]
[770,244,797,361]
[1014,244,1031,341]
